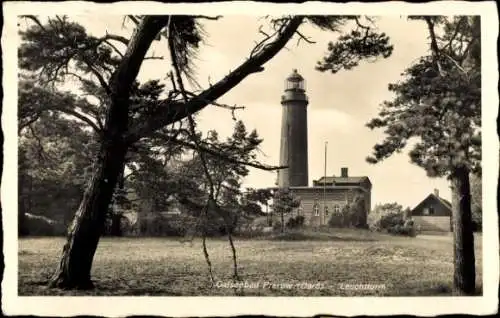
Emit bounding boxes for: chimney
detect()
[434,189,439,197]
[341,167,348,178]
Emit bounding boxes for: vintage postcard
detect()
[1,1,499,316]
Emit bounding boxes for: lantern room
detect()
[281,69,308,104]
[285,69,306,91]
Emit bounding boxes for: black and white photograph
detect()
[1,1,499,316]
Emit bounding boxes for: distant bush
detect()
[233,225,274,239]
[387,219,417,237]
[272,221,282,231]
[286,215,305,229]
[328,210,363,228]
[136,212,243,237]
[328,211,346,228]
[269,231,310,241]
[368,203,417,237]
[328,196,367,228]
[138,214,196,237]
[248,216,272,229]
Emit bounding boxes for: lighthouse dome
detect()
[287,69,304,81]
[285,69,306,91]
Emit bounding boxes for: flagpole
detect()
[323,141,327,226]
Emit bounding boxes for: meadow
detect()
[18,229,483,296]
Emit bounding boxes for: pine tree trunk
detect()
[47,17,169,289]
[450,166,476,295]
[48,140,127,289]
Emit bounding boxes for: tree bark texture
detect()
[48,141,127,289]
[450,166,476,295]
[49,17,169,289]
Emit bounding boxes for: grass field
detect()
[18,229,483,296]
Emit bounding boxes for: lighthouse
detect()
[278,69,309,188]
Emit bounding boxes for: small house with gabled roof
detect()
[410,189,453,232]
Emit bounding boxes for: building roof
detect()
[265,185,370,193]
[287,69,304,81]
[411,193,452,213]
[437,195,452,208]
[314,176,371,185]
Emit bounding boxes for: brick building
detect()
[275,168,372,227]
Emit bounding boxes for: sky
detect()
[19,14,452,209]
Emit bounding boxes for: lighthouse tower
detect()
[278,69,309,188]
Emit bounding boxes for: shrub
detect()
[328,212,346,228]
[295,215,305,226]
[233,225,274,238]
[269,231,311,241]
[286,215,305,229]
[138,214,197,237]
[328,199,367,228]
[387,220,417,237]
[272,221,282,231]
[368,203,417,237]
[368,203,402,231]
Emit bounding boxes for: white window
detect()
[313,204,320,216]
[324,206,329,216]
[334,204,341,213]
[423,208,429,215]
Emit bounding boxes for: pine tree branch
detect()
[182,91,245,112]
[251,25,280,57]
[27,125,49,161]
[441,17,466,53]
[169,18,218,284]
[102,32,130,46]
[125,16,304,143]
[442,52,469,78]
[162,137,287,172]
[194,15,223,21]
[144,55,164,60]
[21,15,46,31]
[19,113,41,133]
[295,30,316,45]
[20,103,103,136]
[81,60,112,95]
[103,40,125,58]
[51,106,103,134]
[424,17,445,76]
[354,16,369,30]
